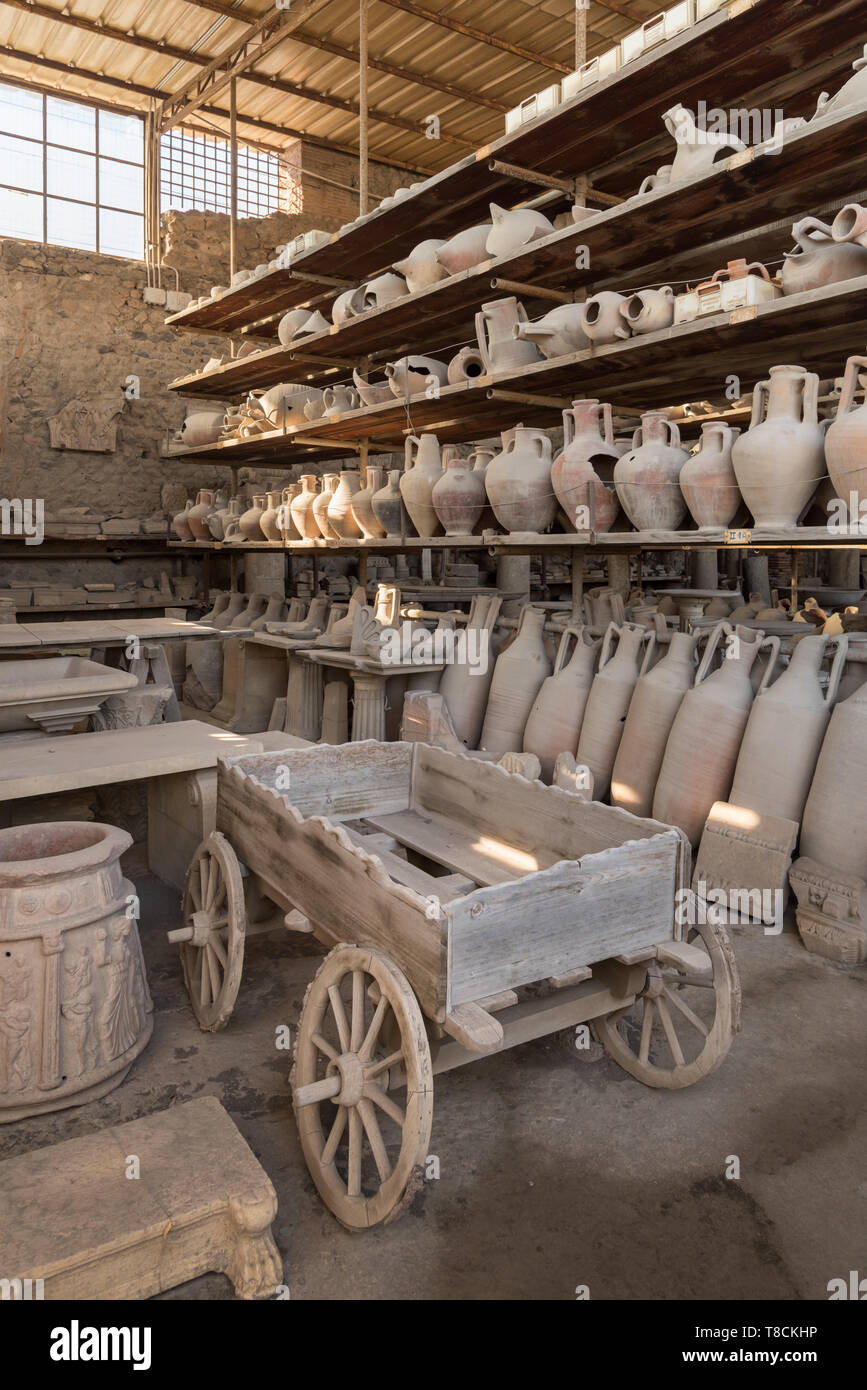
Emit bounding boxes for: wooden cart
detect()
[171,742,740,1229]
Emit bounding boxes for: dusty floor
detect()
[2,872,864,1301]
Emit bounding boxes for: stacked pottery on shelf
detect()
[522,626,601,781]
[327,471,364,539]
[290,475,320,540]
[731,366,824,528]
[825,348,867,509]
[610,626,698,817]
[551,399,621,532]
[613,411,688,530]
[238,494,267,541]
[485,426,556,534]
[431,449,487,535]
[437,595,502,747]
[679,422,742,530]
[576,622,653,801]
[371,471,406,537]
[400,435,443,537]
[351,467,386,539]
[312,474,340,538]
[480,605,551,757]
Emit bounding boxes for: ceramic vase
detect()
[187,489,215,540]
[731,365,824,528]
[312,474,340,539]
[172,499,194,541]
[400,434,443,537]
[438,595,501,747]
[610,629,698,817]
[259,489,284,542]
[432,451,487,535]
[614,411,689,531]
[485,425,556,534]
[327,471,364,539]
[238,495,267,541]
[825,351,867,506]
[780,216,867,295]
[289,474,320,540]
[352,466,386,539]
[480,606,552,756]
[277,485,302,541]
[371,470,406,537]
[680,421,742,531]
[522,626,601,781]
[581,291,631,345]
[799,676,867,876]
[576,622,652,801]
[551,399,621,532]
[475,297,541,374]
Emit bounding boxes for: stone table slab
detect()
[0,719,267,801]
[0,1096,281,1299]
[0,619,226,649]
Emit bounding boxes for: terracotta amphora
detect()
[514,304,589,359]
[172,498,194,541]
[238,494,267,541]
[480,605,552,757]
[731,365,824,528]
[327,470,364,539]
[187,488,216,540]
[780,217,867,295]
[259,489,284,542]
[799,676,867,876]
[277,485,301,541]
[576,621,654,800]
[435,224,493,276]
[312,474,340,539]
[680,421,742,531]
[652,623,780,846]
[289,474,320,540]
[371,470,406,537]
[551,399,621,532]
[826,351,867,506]
[581,291,631,345]
[614,411,689,530]
[432,450,487,535]
[485,425,556,533]
[485,203,554,259]
[815,42,867,118]
[610,628,698,817]
[729,633,847,823]
[392,239,448,293]
[620,286,674,335]
[351,466,386,540]
[522,626,601,781]
[475,297,541,374]
[438,595,502,747]
[400,434,443,537]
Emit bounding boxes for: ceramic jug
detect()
[831,202,867,249]
[662,102,746,183]
[620,286,674,336]
[485,425,556,533]
[351,466,386,539]
[522,626,601,781]
[582,291,631,345]
[289,474,320,540]
[447,345,486,384]
[372,469,407,537]
[614,411,689,530]
[780,217,867,295]
[652,624,780,846]
[259,489,284,542]
[552,399,621,532]
[583,587,626,630]
[392,239,448,293]
[731,365,824,528]
[610,628,698,817]
[172,498,194,541]
[312,474,340,539]
[331,287,366,325]
[485,203,554,258]
[187,489,216,540]
[277,309,311,346]
[815,42,867,118]
[238,494,267,541]
[799,676,867,876]
[436,224,493,275]
[400,434,443,537]
[352,368,392,407]
[328,471,364,539]
[278,485,302,540]
[475,297,541,374]
[438,595,502,748]
[431,450,487,535]
[680,421,742,530]
[729,634,847,823]
[180,411,225,447]
[480,606,552,757]
[386,355,449,397]
[513,304,590,360]
[576,622,654,801]
[363,272,409,310]
[323,384,360,416]
[825,351,867,506]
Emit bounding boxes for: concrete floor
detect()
[2,872,864,1301]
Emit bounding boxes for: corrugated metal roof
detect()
[0,0,663,172]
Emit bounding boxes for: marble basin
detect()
[0,657,138,733]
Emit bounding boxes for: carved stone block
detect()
[48,395,124,453]
[789,854,867,963]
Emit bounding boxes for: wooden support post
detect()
[229,78,238,282]
[790,547,799,617]
[487,387,573,410]
[571,548,584,622]
[489,277,573,303]
[359,0,369,215]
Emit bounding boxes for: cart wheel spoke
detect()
[594,919,741,1090]
[292,944,433,1229]
[179,833,246,1033]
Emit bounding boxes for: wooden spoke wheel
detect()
[178,832,246,1032]
[594,920,741,1090]
[292,944,433,1230]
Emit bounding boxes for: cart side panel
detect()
[217,762,447,1019]
[220,741,412,821]
[446,832,681,1008]
[412,744,692,873]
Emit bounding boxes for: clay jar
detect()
[289,474,320,540]
[351,466,386,540]
[187,489,216,540]
[485,425,556,534]
[447,345,486,385]
[652,623,780,846]
[576,622,653,801]
[392,239,448,293]
[619,286,674,336]
[825,351,867,506]
[432,450,487,535]
[259,489,284,542]
[475,297,541,374]
[480,606,552,757]
[172,498,194,540]
[312,474,340,539]
[610,628,698,817]
[522,626,601,781]
[514,304,590,359]
[438,594,501,747]
[327,470,364,539]
[680,421,742,530]
[729,633,847,823]
[799,677,867,877]
[552,399,621,532]
[731,365,824,528]
[485,203,554,258]
[278,485,302,540]
[780,217,867,295]
[0,821,152,1122]
[400,434,443,538]
[371,470,406,538]
[614,411,689,530]
[435,224,493,276]
[581,291,631,346]
[238,494,267,541]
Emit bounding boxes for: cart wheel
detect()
[292,944,433,1230]
[594,919,741,1090]
[179,832,246,1033]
